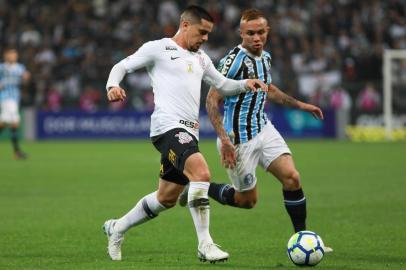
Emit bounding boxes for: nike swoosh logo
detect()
[171,56,180,60]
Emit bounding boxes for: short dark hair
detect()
[241,9,267,23]
[180,5,214,24]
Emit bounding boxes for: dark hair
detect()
[180,5,214,24]
[241,9,267,23]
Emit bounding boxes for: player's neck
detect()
[241,44,262,57]
[172,34,187,51]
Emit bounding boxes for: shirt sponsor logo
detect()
[175,131,193,144]
[220,52,236,75]
[179,119,199,129]
[165,46,177,51]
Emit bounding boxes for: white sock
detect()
[114,191,166,234]
[188,182,213,245]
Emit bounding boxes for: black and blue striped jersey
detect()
[217,45,271,144]
[0,63,26,102]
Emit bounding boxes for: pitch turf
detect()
[0,140,405,270]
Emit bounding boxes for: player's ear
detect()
[180,20,190,32]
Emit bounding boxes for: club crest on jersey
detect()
[244,173,254,186]
[244,57,256,79]
[175,132,193,144]
[266,57,272,69]
[198,55,206,69]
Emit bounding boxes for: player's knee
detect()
[283,170,301,190]
[191,169,211,182]
[157,194,177,209]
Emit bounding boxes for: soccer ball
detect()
[287,231,325,266]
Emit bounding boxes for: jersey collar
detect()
[238,45,264,60]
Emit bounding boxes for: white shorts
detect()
[0,99,20,124]
[217,123,291,192]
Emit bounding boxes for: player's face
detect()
[240,18,269,56]
[4,49,18,63]
[185,19,213,52]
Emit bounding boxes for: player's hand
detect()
[220,139,236,169]
[304,104,324,120]
[107,87,127,102]
[245,79,268,93]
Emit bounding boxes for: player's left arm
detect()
[267,83,324,120]
[23,71,31,83]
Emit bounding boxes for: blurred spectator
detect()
[356,82,381,111]
[0,0,404,111]
[309,87,329,109]
[329,86,352,110]
[46,84,62,111]
[79,86,102,112]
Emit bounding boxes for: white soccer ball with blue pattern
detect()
[287,231,325,266]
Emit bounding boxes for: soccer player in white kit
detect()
[0,48,30,159]
[102,6,267,263]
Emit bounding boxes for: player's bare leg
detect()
[267,154,305,232]
[10,122,27,160]
[183,153,229,263]
[268,154,332,252]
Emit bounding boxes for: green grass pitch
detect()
[0,140,405,270]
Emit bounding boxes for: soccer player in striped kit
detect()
[0,48,30,159]
[180,9,332,252]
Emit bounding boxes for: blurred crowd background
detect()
[1,0,405,113]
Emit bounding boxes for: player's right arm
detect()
[206,87,236,169]
[106,41,156,102]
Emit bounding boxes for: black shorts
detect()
[151,128,199,185]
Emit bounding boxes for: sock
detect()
[11,128,21,152]
[188,182,213,245]
[208,182,237,207]
[283,188,307,232]
[114,191,166,234]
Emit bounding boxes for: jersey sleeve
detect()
[202,55,247,96]
[217,48,243,79]
[121,40,158,72]
[106,41,158,90]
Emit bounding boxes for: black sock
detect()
[11,128,21,152]
[208,183,237,207]
[283,188,307,232]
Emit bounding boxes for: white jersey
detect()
[106,38,247,139]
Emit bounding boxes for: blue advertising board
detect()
[36,108,335,140]
[270,106,336,138]
[36,110,151,139]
